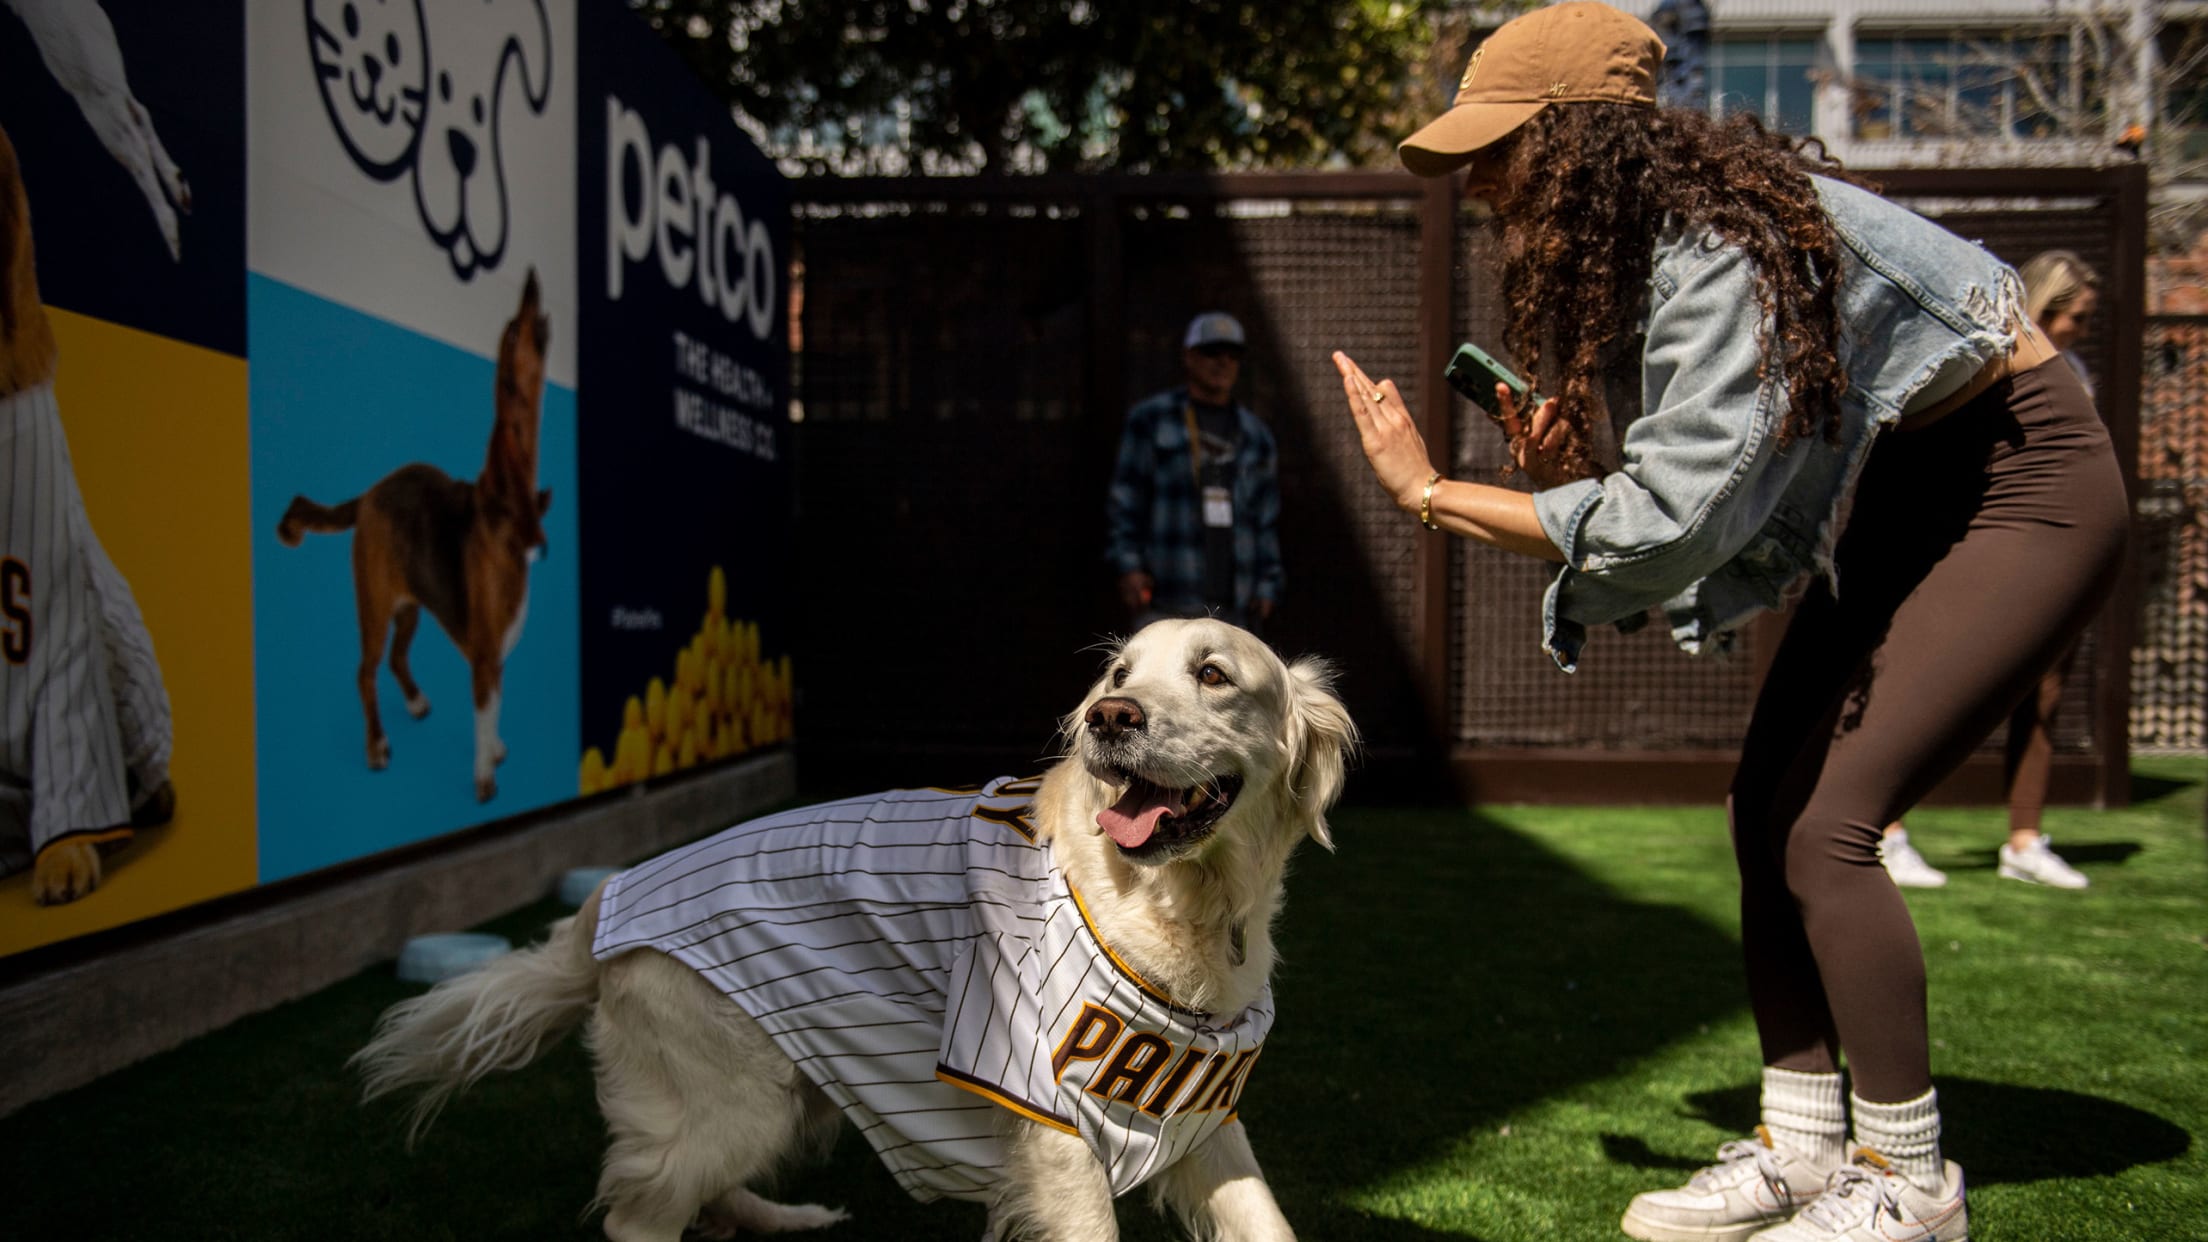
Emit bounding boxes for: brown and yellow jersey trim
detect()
[934,1065,1078,1135]
[1064,879,1209,1018]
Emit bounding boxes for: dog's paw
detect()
[405,692,431,720]
[475,775,498,803]
[368,737,391,770]
[776,1204,849,1231]
[698,1189,848,1235]
[32,838,105,905]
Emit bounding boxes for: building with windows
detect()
[1524,1,2184,171]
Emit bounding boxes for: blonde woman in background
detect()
[1879,249,2104,890]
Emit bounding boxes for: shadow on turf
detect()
[1940,840,2144,872]
[1608,1080,2193,1185]
[0,808,1753,1241]
[1229,806,1753,1235]
[2127,770,2198,806]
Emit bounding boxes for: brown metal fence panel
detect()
[793,197,1103,774]
[2137,319,2208,750]
[790,168,2147,799]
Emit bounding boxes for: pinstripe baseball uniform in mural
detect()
[590,776,1273,1203]
[0,381,173,878]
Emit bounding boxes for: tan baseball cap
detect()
[1399,1,1666,178]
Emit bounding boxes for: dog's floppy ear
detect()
[1282,656,1357,850]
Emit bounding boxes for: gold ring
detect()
[1370,389,1387,403]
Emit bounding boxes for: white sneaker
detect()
[1998,834,2089,889]
[1878,831,1948,889]
[1622,1127,1838,1242]
[1748,1148,1967,1241]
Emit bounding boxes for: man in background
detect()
[1106,311,1283,633]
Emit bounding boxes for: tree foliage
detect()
[629,0,1451,175]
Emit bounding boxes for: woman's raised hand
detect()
[1333,351,1433,512]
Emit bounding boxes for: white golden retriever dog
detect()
[354,618,1357,1241]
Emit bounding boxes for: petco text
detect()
[605,96,777,341]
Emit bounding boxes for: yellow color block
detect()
[0,313,258,955]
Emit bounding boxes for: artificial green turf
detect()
[2,759,2200,1240]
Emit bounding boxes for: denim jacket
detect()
[1528,175,2025,671]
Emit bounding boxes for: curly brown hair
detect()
[1489,104,1860,480]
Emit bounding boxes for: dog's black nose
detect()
[1086,697,1145,739]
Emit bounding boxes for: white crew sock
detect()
[1852,1088,1945,1192]
[1761,1066,1846,1167]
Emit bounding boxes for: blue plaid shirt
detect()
[1105,388,1283,623]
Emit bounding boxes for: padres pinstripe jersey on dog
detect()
[590,776,1273,1203]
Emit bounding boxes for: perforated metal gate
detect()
[2137,319,2208,751]
[790,167,2146,803]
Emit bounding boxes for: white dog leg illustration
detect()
[2,0,190,260]
[472,681,501,802]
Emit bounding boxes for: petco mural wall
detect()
[0,0,791,957]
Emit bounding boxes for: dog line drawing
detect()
[278,270,552,803]
[305,0,551,280]
[2,0,191,262]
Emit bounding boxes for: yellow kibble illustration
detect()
[612,726,647,785]
[581,566,797,794]
[668,684,693,746]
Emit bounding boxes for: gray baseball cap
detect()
[1183,312,1247,350]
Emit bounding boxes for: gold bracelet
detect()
[1419,472,1444,531]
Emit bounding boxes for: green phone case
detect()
[1445,342,1532,419]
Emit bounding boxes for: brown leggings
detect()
[1729,358,2127,1103]
[2006,652,2074,836]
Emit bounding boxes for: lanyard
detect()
[1182,401,1206,487]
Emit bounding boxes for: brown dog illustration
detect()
[278,271,550,803]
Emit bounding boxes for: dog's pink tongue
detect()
[1099,783,1185,848]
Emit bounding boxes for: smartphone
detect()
[1445,342,1538,424]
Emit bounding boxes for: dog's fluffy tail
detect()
[276,495,358,546]
[351,894,604,1143]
